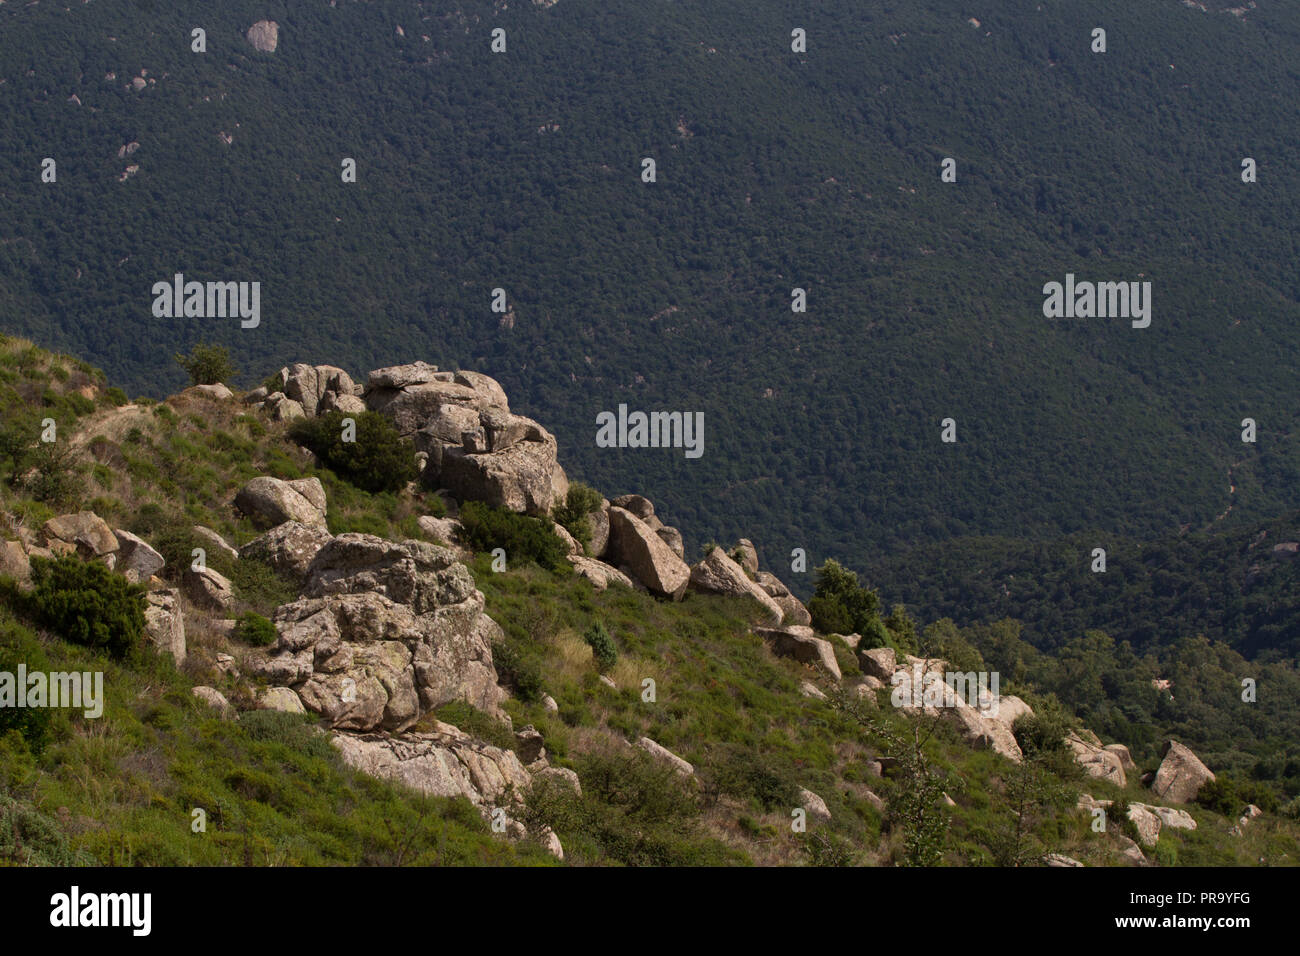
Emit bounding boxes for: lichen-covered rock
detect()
[251,535,506,731]
[235,477,328,530]
[331,722,531,812]
[144,588,185,664]
[238,521,333,581]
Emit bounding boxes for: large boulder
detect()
[1151,740,1215,804]
[438,418,566,516]
[753,625,841,680]
[42,512,118,558]
[606,507,690,599]
[143,588,186,664]
[281,363,358,417]
[1104,743,1137,772]
[754,571,812,626]
[182,566,234,613]
[857,646,896,681]
[586,507,610,558]
[250,535,506,731]
[238,521,333,581]
[610,494,655,521]
[733,538,759,575]
[689,547,783,624]
[567,556,634,591]
[113,529,165,581]
[331,722,532,813]
[235,477,328,530]
[1064,731,1127,787]
[889,667,1023,762]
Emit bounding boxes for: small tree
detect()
[175,343,236,386]
[583,621,618,673]
[808,559,880,636]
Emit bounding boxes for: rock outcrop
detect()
[246,20,279,53]
[1151,740,1215,804]
[238,521,333,581]
[252,535,506,732]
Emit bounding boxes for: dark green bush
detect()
[491,639,544,703]
[458,501,568,572]
[233,612,277,647]
[12,556,145,660]
[583,621,617,673]
[289,411,417,494]
[808,559,880,636]
[175,343,236,386]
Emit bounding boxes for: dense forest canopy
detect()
[1,0,1297,581]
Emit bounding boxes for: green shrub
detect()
[289,411,418,494]
[491,639,544,703]
[233,612,277,647]
[0,624,54,755]
[9,556,145,660]
[104,387,128,407]
[552,482,603,553]
[458,501,568,572]
[175,343,236,386]
[808,559,880,636]
[583,621,618,673]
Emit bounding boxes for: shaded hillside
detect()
[0,0,1298,571]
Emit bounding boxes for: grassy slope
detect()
[1,336,1295,866]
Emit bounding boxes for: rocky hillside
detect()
[0,337,1295,866]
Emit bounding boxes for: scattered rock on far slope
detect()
[246,20,279,53]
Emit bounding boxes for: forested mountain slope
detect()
[2,0,1298,571]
